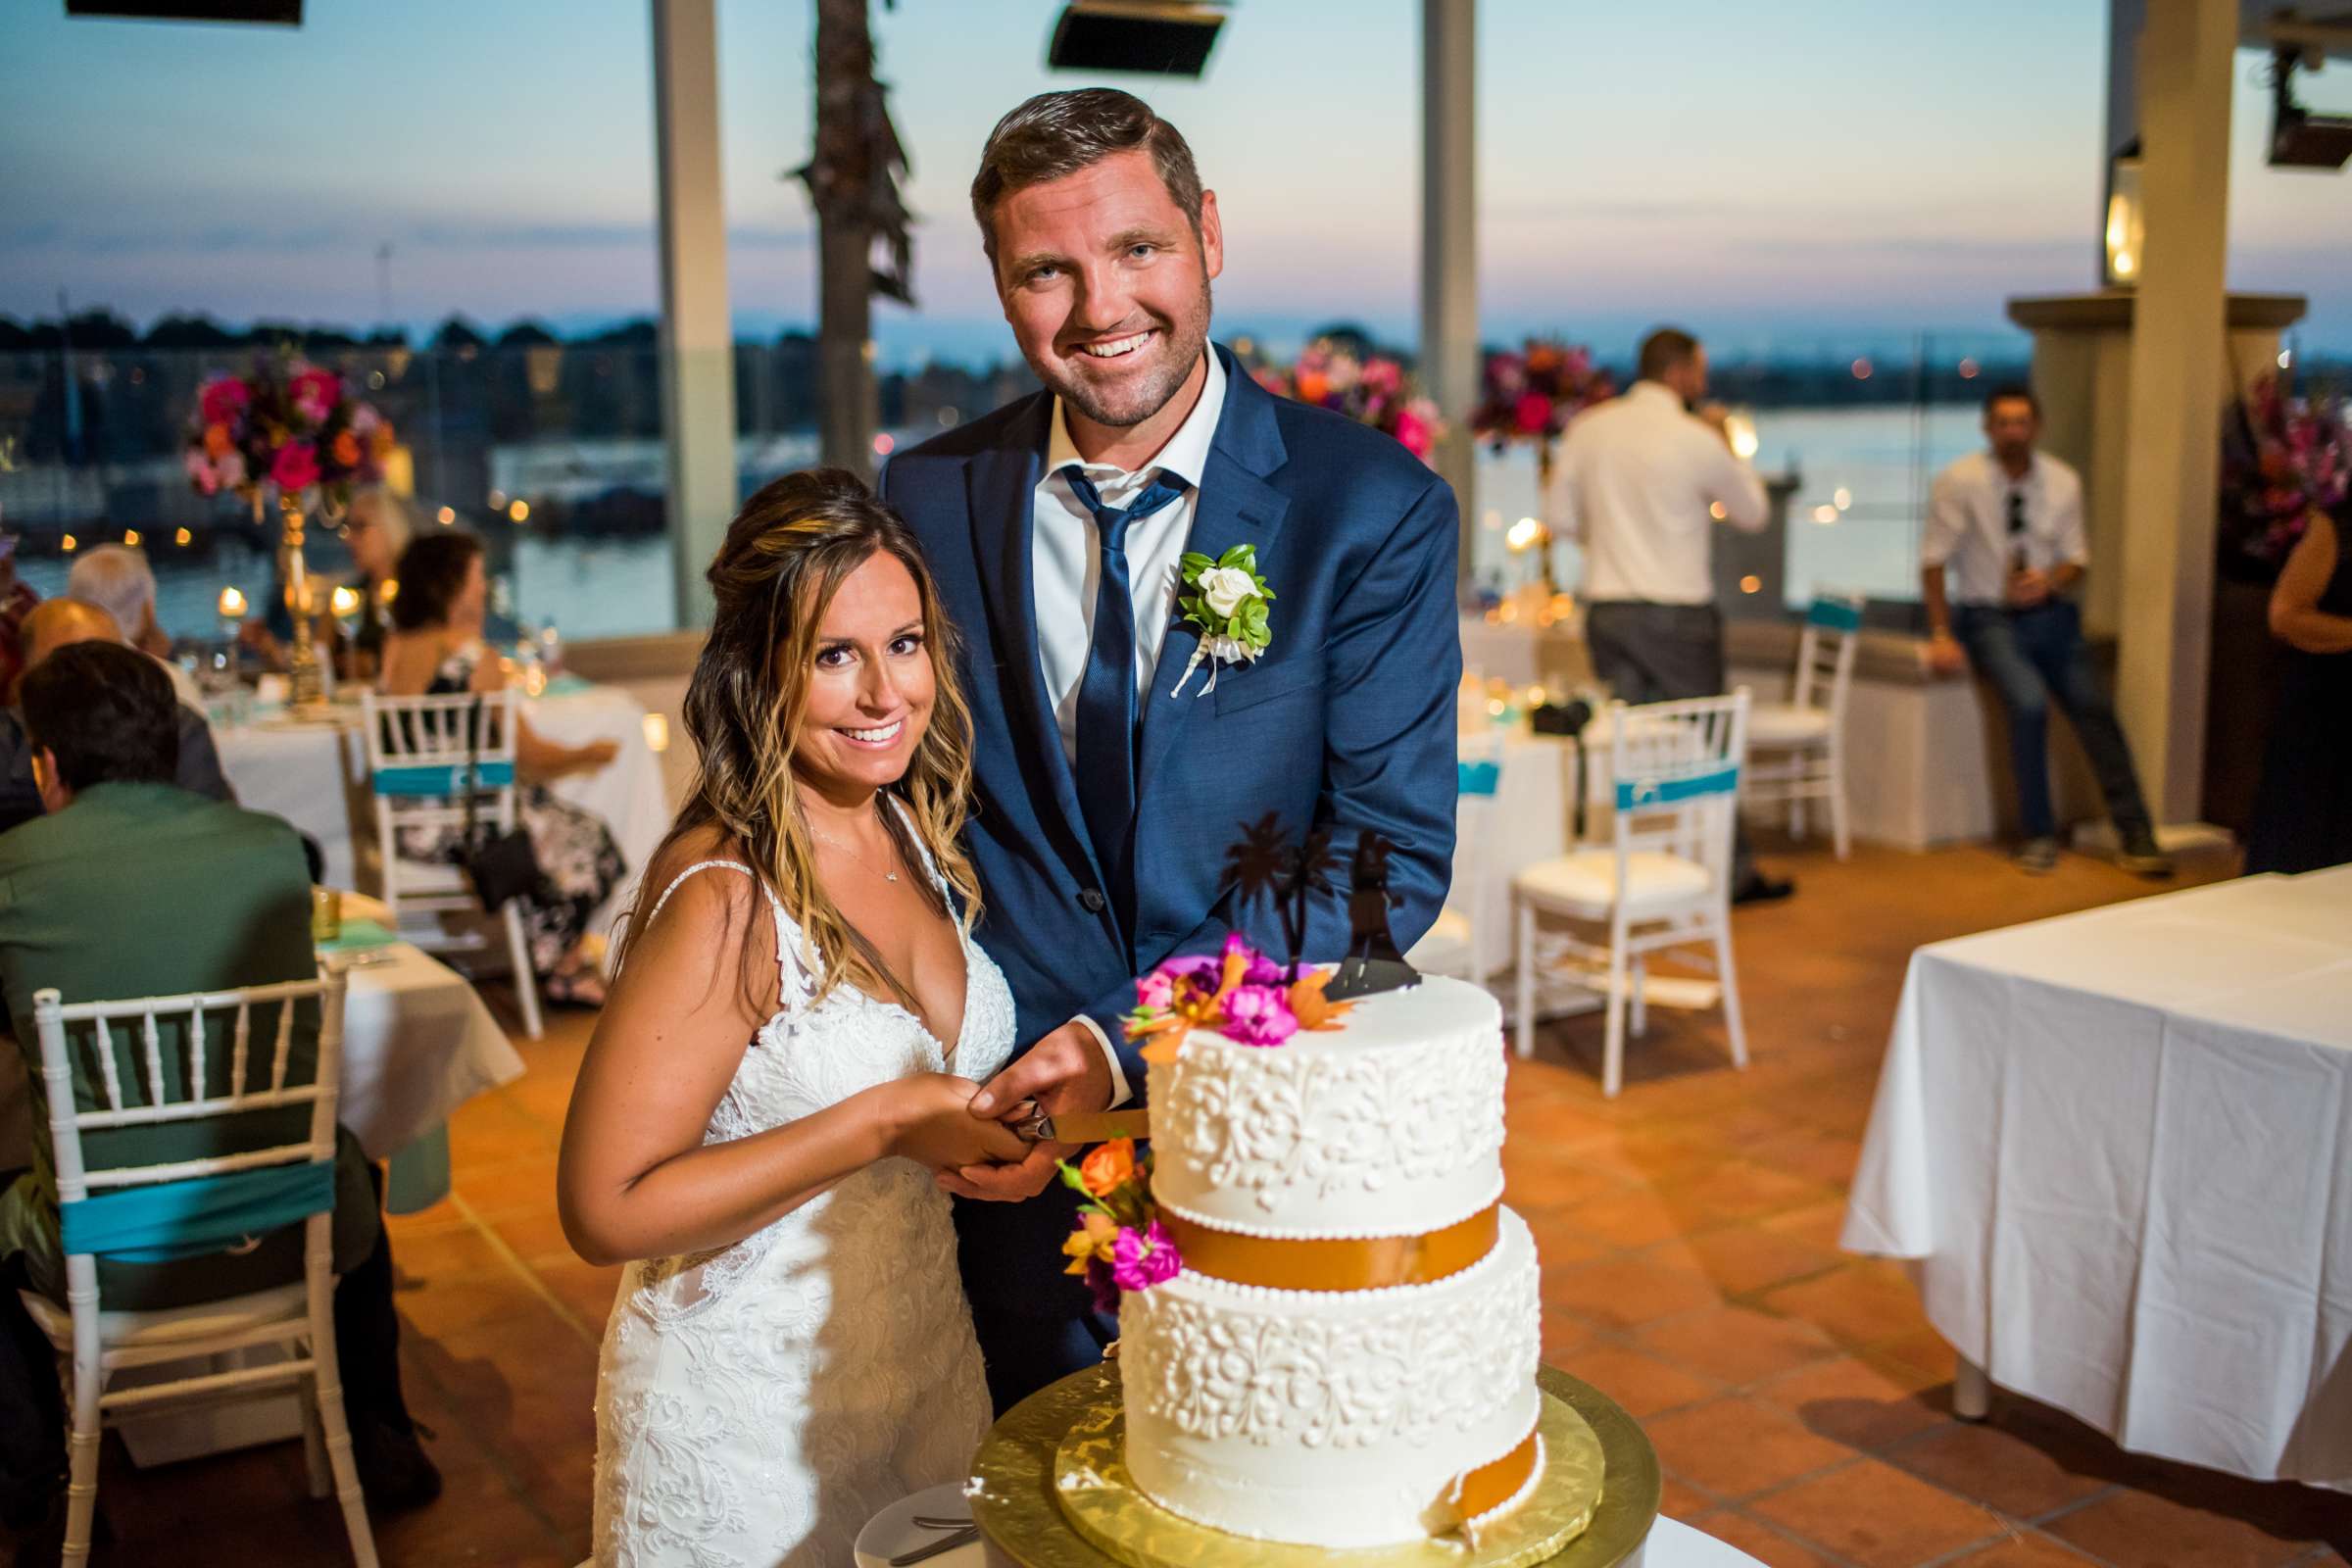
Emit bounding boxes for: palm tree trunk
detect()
[813,0,878,482]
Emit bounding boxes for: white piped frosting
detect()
[1146,974,1505,1240]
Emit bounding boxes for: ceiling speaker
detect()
[65,1,302,24]
[1048,1,1225,77]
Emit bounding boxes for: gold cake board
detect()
[968,1363,1660,1568]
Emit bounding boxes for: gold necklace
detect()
[808,821,902,884]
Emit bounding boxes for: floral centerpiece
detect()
[1250,339,1442,464]
[184,356,393,703]
[1469,338,1614,451]
[185,357,393,505]
[2220,372,2350,582]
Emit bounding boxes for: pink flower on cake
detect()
[1111,1221,1182,1293]
[1220,982,1298,1047]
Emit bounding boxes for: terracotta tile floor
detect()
[54,837,2352,1566]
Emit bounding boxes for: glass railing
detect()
[0,340,1040,643]
[0,331,2024,646]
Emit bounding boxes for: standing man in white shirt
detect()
[1546,326,1790,903]
[1923,384,2168,876]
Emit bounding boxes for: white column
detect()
[651,0,739,628]
[1421,0,1478,582]
[2114,0,2234,824]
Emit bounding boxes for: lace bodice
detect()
[592,823,1015,1567]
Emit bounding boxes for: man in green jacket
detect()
[0,642,437,1553]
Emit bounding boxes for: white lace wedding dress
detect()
[590,848,1015,1567]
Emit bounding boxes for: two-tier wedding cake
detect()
[1069,943,1541,1550]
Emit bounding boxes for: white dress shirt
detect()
[1030,350,1229,1107]
[1543,380,1768,605]
[1921,449,2088,608]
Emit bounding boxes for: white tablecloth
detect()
[1841,865,2352,1488]
[332,897,526,1160]
[215,681,669,943]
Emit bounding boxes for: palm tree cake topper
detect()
[1224,814,1421,1001]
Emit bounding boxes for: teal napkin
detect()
[316,918,401,955]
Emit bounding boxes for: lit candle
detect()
[329,584,361,619]
[219,587,248,619]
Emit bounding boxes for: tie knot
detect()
[1060,466,1190,549]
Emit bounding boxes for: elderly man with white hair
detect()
[66,544,205,710]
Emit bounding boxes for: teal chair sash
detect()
[1806,597,1864,633]
[1458,760,1501,797]
[372,760,515,798]
[1616,762,1740,811]
[59,1161,335,1263]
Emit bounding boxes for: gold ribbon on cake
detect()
[1427,1429,1543,1543]
[1159,1203,1500,1293]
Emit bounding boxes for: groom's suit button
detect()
[1078,888,1106,913]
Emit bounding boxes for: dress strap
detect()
[636,859,813,1023]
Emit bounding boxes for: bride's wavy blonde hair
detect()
[617,467,982,1014]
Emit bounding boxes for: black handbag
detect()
[453,697,543,913]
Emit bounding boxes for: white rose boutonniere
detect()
[1170,544,1275,697]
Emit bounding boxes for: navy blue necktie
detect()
[1061,466,1190,901]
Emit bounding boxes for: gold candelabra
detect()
[277,490,324,705]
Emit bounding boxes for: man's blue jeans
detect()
[1952,600,2152,843]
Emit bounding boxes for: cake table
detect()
[965,1362,1659,1568]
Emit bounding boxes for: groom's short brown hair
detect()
[970,88,1204,269]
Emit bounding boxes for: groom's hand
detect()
[935,1022,1114,1202]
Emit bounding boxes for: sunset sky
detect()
[5,0,2349,364]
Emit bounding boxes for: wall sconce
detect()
[2104,147,2145,288]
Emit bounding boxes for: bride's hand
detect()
[879,1074,1033,1172]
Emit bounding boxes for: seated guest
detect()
[379,531,622,1005]
[334,486,407,682]
[0,644,437,1554]
[0,537,39,705]
[1922,385,2171,877]
[0,601,233,836]
[67,543,205,709]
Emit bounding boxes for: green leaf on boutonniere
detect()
[1179,552,1213,574]
[1219,544,1251,568]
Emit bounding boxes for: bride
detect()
[559,468,1029,1566]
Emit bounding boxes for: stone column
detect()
[1421,0,1478,587]
[2111,0,2237,824]
[651,0,740,628]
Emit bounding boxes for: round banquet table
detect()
[854,1482,1758,1568]
[213,676,668,946]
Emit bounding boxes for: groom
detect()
[879,88,1461,1411]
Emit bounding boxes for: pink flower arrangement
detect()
[1057,1143,1180,1311]
[1250,338,1444,465]
[1124,932,1354,1060]
[1472,337,1615,448]
[2221,373,2350,580]
[185,355,391,506]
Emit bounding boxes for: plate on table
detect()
[856,1480,986,1568]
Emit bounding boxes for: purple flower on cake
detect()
[1112,1221,1183,1294]
[1220,982,1298,1047]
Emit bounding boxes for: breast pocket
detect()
[1210,648,1328,718]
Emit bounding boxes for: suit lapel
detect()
[1137,350,1293,792]
[963,396,1106,892]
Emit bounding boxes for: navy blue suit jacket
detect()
[879,345,1460,1395]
